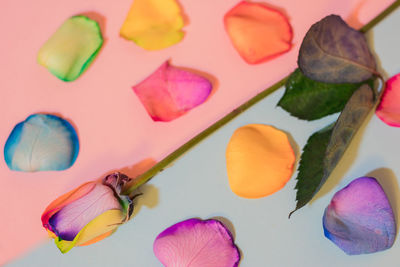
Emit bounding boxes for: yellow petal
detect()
[120,0,185,50]
[55,209,125,253]
[46,229,57,239]
[226,124,295,198]
[78,230,115,246]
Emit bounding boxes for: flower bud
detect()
[41,172,133,253]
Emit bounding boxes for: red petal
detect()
[376,73,400,127]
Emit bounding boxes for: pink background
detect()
[0,0,394,264]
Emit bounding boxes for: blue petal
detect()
[4,114,79,172]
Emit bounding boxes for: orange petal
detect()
[120,0,185,50]
[224,1,293,64]
[226,124,295,198]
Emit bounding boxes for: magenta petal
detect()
[376,73,400,127]
[154,218,240,267]
[133,62,212,122]
[323,177,396,255]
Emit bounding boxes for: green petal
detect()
[37,15,103,81]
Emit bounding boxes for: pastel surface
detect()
[37,15,103,81]
[226,124,295,198]
[133,61,212,121]
[224,1,293,64]
[4,114,79,172]
[323,177,396,255]
[376,73,400,127]
[153,218,240,267]
[120,0,184,50]
[0,0,395,264]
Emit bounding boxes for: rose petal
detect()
[77,230,114,247]
[133,62,212,121]
[42,182,96,232]
[154,218,240,267]
[376,73,400,127]
[226,124,295,198]
[49,183,121,241]
[74,209,125,247]
[37,15,103,81]
[224,1,293,64]
[120,0,185,50]
[4,114,79,172]
[323,177,396,255]
[55,209,125,253]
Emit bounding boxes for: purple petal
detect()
[323,177,396,255]
[133,62,212,122]
[154,218,240,267]
[49,183,121,241]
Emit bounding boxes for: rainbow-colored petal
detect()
[55,209,126,253]
[48,183,121,241]
[133,62,212,121]
[42,182,96,235]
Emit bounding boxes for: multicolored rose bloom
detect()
[323,177,396,255]
[41,173,134,253]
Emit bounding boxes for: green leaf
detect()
[278,68,371,120]
[290,84,376,217]
[298,15,377,84]
[291,123,334,214]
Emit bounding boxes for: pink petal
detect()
[376,73,400,127]
[153,218,240,267]
[133,62,212,122]
[41,182,96,231]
